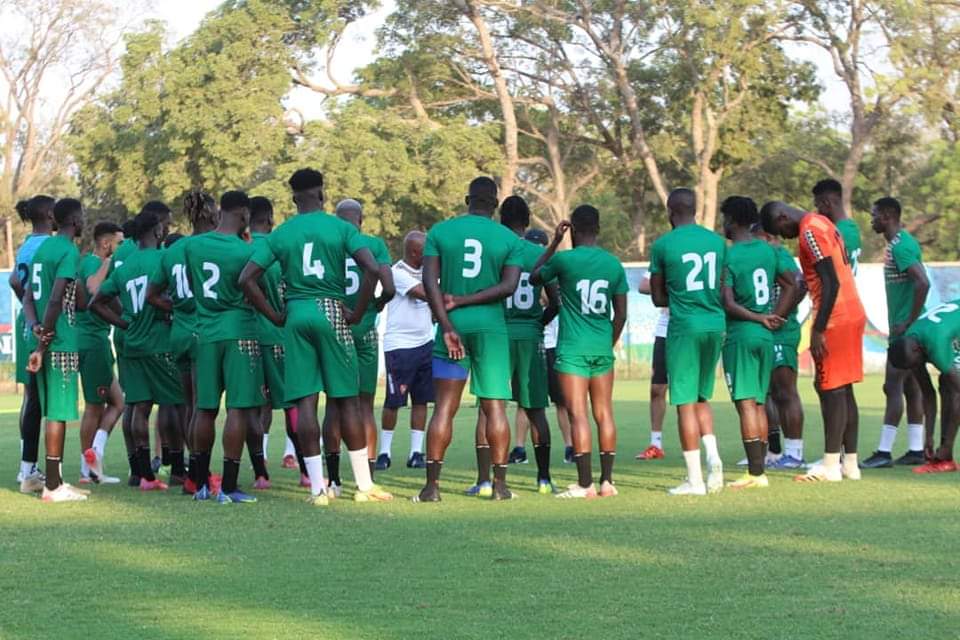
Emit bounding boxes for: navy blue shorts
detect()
[384,342,435,409]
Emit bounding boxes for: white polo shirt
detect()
[383,260,435,352]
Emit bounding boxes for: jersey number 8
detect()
[752,268,770,306]
[506,273,534,310]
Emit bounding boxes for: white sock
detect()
[348,448,374,492]
[843,452,859,470]
[784,438,804,460]
[284,436,296,457]
[262,433,270,460]
[80,454,89,477]
[93,429,109,458]
[20,460,33,477]
[878,424,898,453]
[304,454,326,497]
[907,423,924,451]
[20,438,23,456]
[379,430,394,456]
[701,434,720,466]
[823,452,842,470]
[651,431,663,448]
[683,450,704,486]
[409,429,425,455]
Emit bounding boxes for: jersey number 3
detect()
[462,239,482,278]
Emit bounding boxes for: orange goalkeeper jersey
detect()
[797,212,865,329]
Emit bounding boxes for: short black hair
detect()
[500,195,530,229]
[220,190,250,212]
[131,210,162,241]
[16,195,54,224]
[759,201,780,234]
[121,219,136,238]
[93,221,122,241]
[53,198,82,226]
[468,176,498,209]
[571,204,600,233]
[288,168,324,192]
[812,179,842,197]
[720,196,759,227]
[140,200,171,217]
[164,232,184,248]
[874,196,901,219]
[524,229,548,246]
[249,196,273,225]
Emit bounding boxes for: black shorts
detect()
[384,342,435,409]
[546,347,564,406]
[652,336,668,385]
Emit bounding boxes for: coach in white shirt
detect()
[376,231,435,470]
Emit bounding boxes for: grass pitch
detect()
[1,376,958,639]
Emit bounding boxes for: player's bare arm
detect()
[423,254,463,360]
[346,246,379,324]
[89,290,129,330]
[891,263,930,337]
[145,283,173,314]
[530,220,570,287]
[445,265,520,311]
[85,253,112,296]
[721,283,783,331]
[238,262,285,328]
[772,272,798,320]
[612,293,627,345]
[541,282,560,326]
[375,263,396,312]
[810,256,840,360]
[913,363,939,454]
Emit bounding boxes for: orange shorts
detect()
[814,318,866,391]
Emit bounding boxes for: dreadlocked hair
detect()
[183,189,216,228]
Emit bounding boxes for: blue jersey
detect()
[14,234,49,291]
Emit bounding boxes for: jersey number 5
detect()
[31,264,42,300]
[682,252,717,292]
[345,258,360,295]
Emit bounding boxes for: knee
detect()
[650,384,667,402]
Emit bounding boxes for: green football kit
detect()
[251,232,290,410]
[100,247,182,405]
[649,224,727,405]
[76,253,116,404]
[836,218,862,276]
[885,229,925,341]
[30,235,81,421]
[110,237,138,385]
[424,214,523,399]
[158,235,198,371]
[505,239,549,407]
[186,232,264,409]
[770,244,801,371]
[906,301,960,375]
[344,233,392,395]
[250,210,365,401]
[538,244,628,379]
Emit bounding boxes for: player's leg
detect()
[405,343,434,468]
[841,384,861,478]
[93,378,125,482]
[360,392,378,478]
[17,373,44,493]
[408,403,428,466]
[667,332,706,495]
[588,365,618,497]
[895,370,927,464]
[322,401,343,492]
[416,376,466,502]
[725,340,770,489]
[334,394,392,501]
[638,336,667,460]
[768,365,805,468]
[798,384,847,482]
[468,407,492,496]
[547,346,574,462]
[920,375,958,471]
[191,341,226,498]
[78,348,107,482]
[556,368,595,498]
[865,361,907,468]
[698,333,724,492]
[479,398,513,500]
[295,393,330,502]
[378,347,403,469]
[218,339,266,504]
[38,352,87,501]
[354,329,380,476]
[510,407,529,464]
[525,407,552,491]
[466,332,515,500]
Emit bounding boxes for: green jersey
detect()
[539,245,628,357]
[252,232,285,345]
[884,229,924,329]
[424,213,523,334]
[185,232,257,343]
[110,238,137,348]
[250,210,364,302]
[906,300,960,374]
[344,233,392,336]
[649,224,726,336]
[771,244,801,344]
[723,239,782,343]
[505,239,547,340]
[158,235,197,336]
[75,253,111,350]
[836,218,862,275]
[29,235,80,352]
[100,248,169,356]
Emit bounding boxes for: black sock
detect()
[325,452,341,485]
[45,456,61,491]
[170,450,186,477]
[188,453,199,485]
[744,438,764,476]
[533,444,551,482]
[475,445,491,484]
[492,463,507,487]
[599,451,615,484]
[127,453,139,477]
[297,452,307,476]
[762,440,769,460]
[368,459,376,481]
[222,458,240,494]
[426,459,443,484]
[161,445,171,466]
[198,451,211,489]
[137,447,155,481]
[251,452,268,480]
[768,427,782,454]
[574,452,592,488]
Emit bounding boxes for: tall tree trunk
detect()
[630,182,647,258]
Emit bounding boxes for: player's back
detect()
[426,214,521,334]
[344,233,391,334]
[30,235,80,352]
[650,224,726,335]
[798,213,864,328]
[185,232,256,341]
[906,300,960,374]
[160,235,196,322]
[106,248,168,356]
[771,244,801,340]
[724,239,778,343]
[836,218,862,274]
[251,232,285,346]
[76,253,111,349]
[505,239,546,339]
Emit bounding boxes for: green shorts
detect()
[666,331,723,405]
[284,298,358,401]
[79,346,115,405]
[434,331,512,400]
[196,339,266,410]
[14,312,33,385]
[262,343,292,410]
[773,341,799,372]
[124,353,185,405]
[354,327,379,396]
[722,338,773,403]
[37,351,79,421]
[169,324,198,373]
[554,354,615,379]
[510,338,549,408]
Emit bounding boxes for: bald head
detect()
[667,188,696,217]
[403,230,426,268]
[759,200,805,239]
[336,199,363,228]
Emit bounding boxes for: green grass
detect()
[1,375,959,639]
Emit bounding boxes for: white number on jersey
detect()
[172,263,193,300]
[125,275,148,313]
[752,268,770,306]
[302,242,325,279]
[31,264,42,300]
[201,262,220,299]
[920,302,960,324]
[344,258,360,295]
[462,239,482,278]
[682,252,717,292]
[576,279,609,315]
[506,272,535,310]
